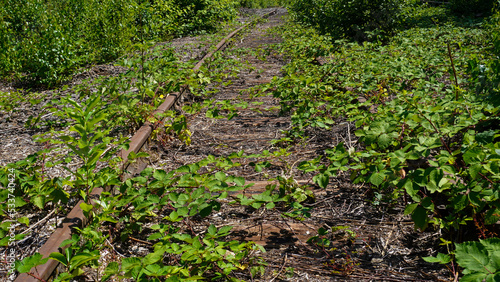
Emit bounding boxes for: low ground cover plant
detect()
[261,3,500,279]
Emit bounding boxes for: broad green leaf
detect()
[411,206,428,231]
[455,241,490,273]
[177,165,190,173]
[143,263,162,276]
[121,257,142,273]
[369,172,385,186]
[486,273,500,282]
[314,173,329,188]
[102,262,119,282]
[215,171,226,181]
[153,170,168,181]
[16,253,49,273]
[218,225,232,235]
[54,272,73,281]
[377,133,392,149]
[469,163,482,180]
[80,202,93,213]
[33,196,45,209]
[208,224,217,236]
[404,203,418,216]
[69,252,99,271]
[177,207,189,217]
[488,251,500,272]
[49,252,68,266]
[421,197,434,211]
[143,249,164,265]
[422,253,451,264]
[60,235,79,249]
[169,211,179,221]
[199,205,212,217]
[460,272,488,282]
[481,238,500,253]
[234,177,245,186]
[266,202,276,209]
[17,216,29,226]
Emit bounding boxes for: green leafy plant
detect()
[14,253,49,278]
[254,6,500,279]
[56,95,122,204]
[454,238,500,281]
[425,238,500,281]
[48,235,101,281]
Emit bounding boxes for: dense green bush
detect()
[288,0,409,41]
[0,0,239,86]
[270,6,499,240]
[449,0,496,15]
[172,0,239,34]
[475,10,500,107]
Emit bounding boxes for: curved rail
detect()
[15,9,277,282]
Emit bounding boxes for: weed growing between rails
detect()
[253,5,500,280]
[0,11,290,281]
[10,153,283,281]
[0,44,197,281]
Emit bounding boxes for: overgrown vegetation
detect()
[1,1,500,281]
[269,2,499,279]
[0,0,239,86]
[0,8,280,281]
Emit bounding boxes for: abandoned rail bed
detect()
[1,3,499,282]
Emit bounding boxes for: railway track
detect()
[13,10,279,282]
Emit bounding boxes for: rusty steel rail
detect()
[15,10,277,282]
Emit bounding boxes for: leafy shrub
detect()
[270,7,500,238]
[0,0,239,86]
[488,10,500,56]
[470,10,500,107]
[288,0,409,41]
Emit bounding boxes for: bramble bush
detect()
[288,0,411,41]
[259,3,499,278]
